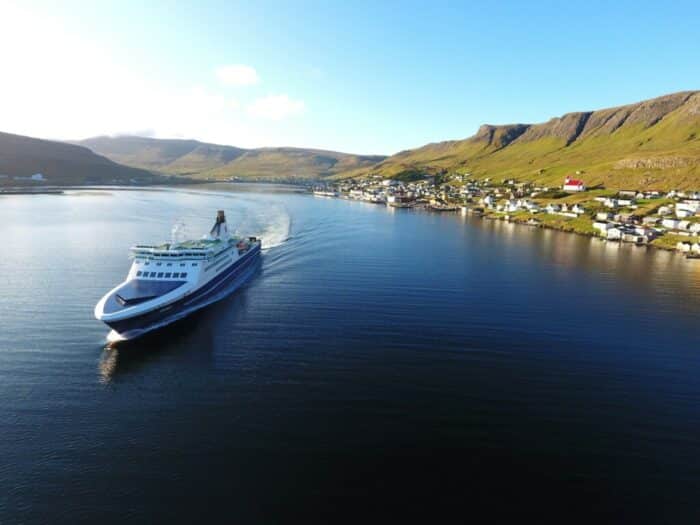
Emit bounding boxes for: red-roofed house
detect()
[563,176,585,192]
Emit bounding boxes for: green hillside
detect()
[79,136,385,181]
[342,91,700,190]
[0,132,168,186]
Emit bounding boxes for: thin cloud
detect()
[247,94,305,120]
[216,64,260,86]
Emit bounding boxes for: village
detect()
[313,173,700,258]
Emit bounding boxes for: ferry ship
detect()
[94,210,261,340]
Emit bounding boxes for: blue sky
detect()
[2,0,699,154]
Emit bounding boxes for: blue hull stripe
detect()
[106,244,261,337]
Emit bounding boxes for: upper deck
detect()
[130,237,235,260]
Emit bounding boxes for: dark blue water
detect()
[1,184,699,523]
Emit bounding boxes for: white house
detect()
[593,221,611,233]
[662,218,680,230]
[606,228,623,240]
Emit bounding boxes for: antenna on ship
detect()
[210,210,228,239]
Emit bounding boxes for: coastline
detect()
[314,188,700,257]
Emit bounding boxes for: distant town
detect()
[312,173,700,258]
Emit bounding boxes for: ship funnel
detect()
[210,210,229,238]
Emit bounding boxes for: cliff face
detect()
[473,124,530,148]
[344,90,700,189]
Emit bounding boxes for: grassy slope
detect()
[341,91,700,190]
[79,136,385,181]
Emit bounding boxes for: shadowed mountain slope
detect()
[0,132,161,186]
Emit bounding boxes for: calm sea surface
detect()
[1,184,699,523]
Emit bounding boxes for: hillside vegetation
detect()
[341,91,700,190]
[79,136,385,181]
[0,132,164,186]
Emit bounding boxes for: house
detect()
[563,176,585,192]
[572,204,585,215]
[504,199,519,212]
[545,203,561,214]
[662,218,680,230]
[482,195,495,207]
[642,216,659,226]
[618,190,637,198]
[606,227,623,240]
[593,221,611,233]
[677,201,700,215]
[657,206,672,216]
[622,233,644,244]
[596,211,613,221]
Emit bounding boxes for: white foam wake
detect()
[233,202,291,251]
[260,210,291,250]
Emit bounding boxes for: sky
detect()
[1,0,699,155]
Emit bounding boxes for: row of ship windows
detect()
[139,261,199,267]
[137,271,188,279]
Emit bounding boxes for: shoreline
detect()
[324,192,700,257]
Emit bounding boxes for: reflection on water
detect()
[472,215,700,309]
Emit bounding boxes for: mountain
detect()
[343,91,700,190]
[78,136,386,181]
[0,132,164,186]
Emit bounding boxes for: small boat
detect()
[94,210,261,340]
[429,204,459,212]
[312,189,338,198]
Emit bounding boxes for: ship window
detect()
[156,263,162,266]
[165,273,172,278]
[157,272,164,278]
[180,263,185,267]
[145,262,150,266]
[167,263,172,266]
[150,272,156,277]
[136,271,142,276]
[181,272,188,278]
[192,263,198,266]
